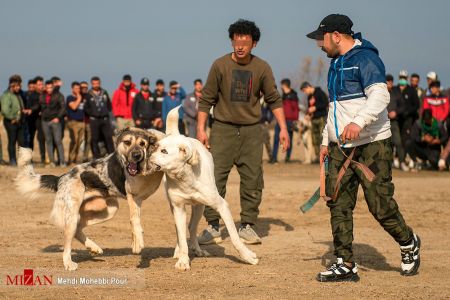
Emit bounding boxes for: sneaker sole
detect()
[316,273,360,282]
[401,235,421,276]
[239,237,262,245]
[198,236,223,245]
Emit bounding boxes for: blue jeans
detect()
[42,120,65,164]
[272,120,294,161]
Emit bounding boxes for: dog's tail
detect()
[166,105,181,135]
[16,147,60,199]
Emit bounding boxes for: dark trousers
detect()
[272,120,294,161]
[406,140,441,168]
[326,138,413,262]
[399,116,416,153]
[136,119,154,130]
[41,120,65,164]
[3,119,25,163]
[36,117,46,162]
[390,120,406,163]
[204,121,264,225]
[90,118,115,158]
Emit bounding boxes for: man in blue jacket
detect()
[307,14,420,282]
[162,80,186,134]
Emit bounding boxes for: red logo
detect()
[6,269,53,286]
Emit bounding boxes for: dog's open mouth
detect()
[127,163,139,176]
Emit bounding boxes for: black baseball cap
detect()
[122,74,132,81]
[306,14,354,40]
[141,77,150,85]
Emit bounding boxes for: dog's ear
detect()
[179,144,199,166]
[114,126,131,139]
[187,149,199,166]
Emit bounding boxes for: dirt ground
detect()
[0,134,449,299]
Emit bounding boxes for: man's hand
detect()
[388,111,397,119]
[197,129,210,149]
[308,106,317,114]
[153,118,162,128]
[319,145,329,163]
[279,127,290,152]
[135,119,141,126]
[422,134,434,144]
[11,119,18,125]
[51,118,60,123]
[340,122,362,144]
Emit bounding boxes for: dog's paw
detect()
[174,256,191,271]
[240,248,259,265]
[131,233,144,254]
[85,238,103,255]
[64,261,78,271]
[192,248,210,257]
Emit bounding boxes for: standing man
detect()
[39,80,66,167]
[162,80,186,134]
[80,81,91,162]
[152,79,166,131]
[307,14,420,282]
[271,78,298,163]
[84,76,114,159]
[112,74,138,129]
[132,77,158,129]
[0,75,26,166]
[183,79,203,138]
[300,81,329,160]
[66,81,85,164]
[28,76,47,164]
[197,19,290,245]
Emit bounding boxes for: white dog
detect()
[151,107,259,270]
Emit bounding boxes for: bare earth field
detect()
[0,142,449,299]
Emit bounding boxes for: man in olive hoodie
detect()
[0,75,26,166]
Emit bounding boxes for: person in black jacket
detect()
[152,79,165,131]
[396,73,420,152]
[132,77,159,129]
[386,74,409,171]
[83,76,114,158]
[39,80,66,167]
[300,81,329,159]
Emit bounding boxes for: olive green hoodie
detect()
[0,90,23,121]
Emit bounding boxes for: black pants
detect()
[136,119,154,130]
[3,119,25,163]
[36,117,46,162]
[90,118,115,158]
[406,140,441,168]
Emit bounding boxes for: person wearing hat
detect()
[132,77,159,130]
[112,74,139,129]
[162,80,186,134]
[425,71,438,96]
[307,14,420,282]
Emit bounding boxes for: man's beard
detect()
[322,47,338,58]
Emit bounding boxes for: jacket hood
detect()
[340,32,379,60]
[119,82,136,91]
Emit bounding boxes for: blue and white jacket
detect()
[322,33,391,148]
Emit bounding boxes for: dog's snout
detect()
[131,150,143,161]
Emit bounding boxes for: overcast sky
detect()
[1,0,449,95]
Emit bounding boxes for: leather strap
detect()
[320,145,376,201]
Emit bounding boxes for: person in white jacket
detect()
[306,14,421,282]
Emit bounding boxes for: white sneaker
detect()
[438,158,446,171]
[408,159,415,169]
[393,158,400,169]
[400,162,410,172]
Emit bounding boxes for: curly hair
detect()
[228,19,261,42]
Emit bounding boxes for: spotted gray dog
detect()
[16,127,165,271]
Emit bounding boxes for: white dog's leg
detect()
[188,204,210,257]
[127,194,144,254]
[172,204,190,270]
[212,196,259,265]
